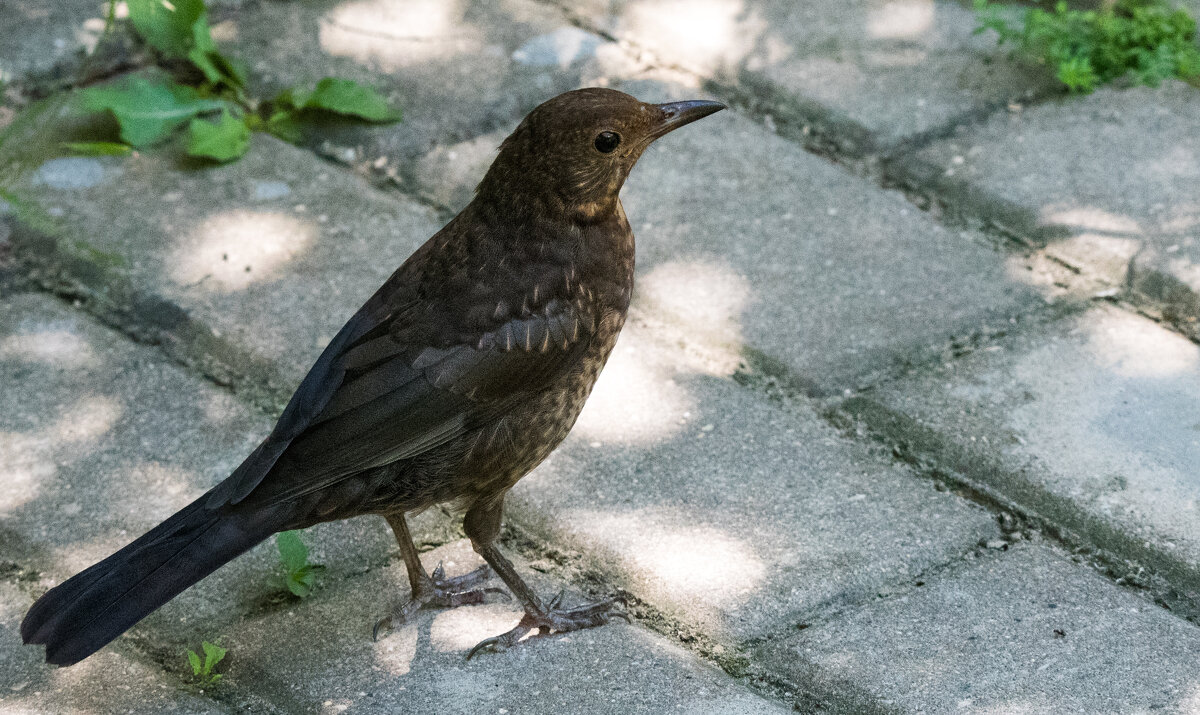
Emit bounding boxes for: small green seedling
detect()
[276,530,326,598]
[186,640,226,687]
[72,0,401,162]
[974,0,1200,92]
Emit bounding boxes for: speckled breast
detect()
[454,307,628,506]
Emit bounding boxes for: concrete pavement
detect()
[2,0,1199,712]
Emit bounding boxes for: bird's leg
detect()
[372,512,508,640]
[461,497,628,659]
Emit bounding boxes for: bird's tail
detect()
[21,490,281,666]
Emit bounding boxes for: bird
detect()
[21,87,725,666]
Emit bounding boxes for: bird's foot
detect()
[465,591,629,660]
[372,563,508,640]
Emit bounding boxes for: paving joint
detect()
[836,394,1200,624]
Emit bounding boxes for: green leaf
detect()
[276,530,309,573]
[271,87,304,110]
[201,641,227,675]
[211,52,248,89]
[187,110,251,162]
[61,141,133,156]
[265,110,303,143]
[79,77,225,147]
[187,649,202,675]
[187,46,225,86]
[126,0,206,58]
[292,78,401,122]
[286,572,313,598]
[185,10,243,88]
[1057,55,1099,91]
[1179,47,1200,79]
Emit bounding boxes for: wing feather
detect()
[212,296,593,510]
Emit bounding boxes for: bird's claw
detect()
[465,596,628,660]
[373,564,508,641]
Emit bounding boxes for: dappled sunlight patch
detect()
[1082,307,1199,379]
[49,530,141,576]
[50,395,122,445]
[1046,233,1142,283]
[0,448,54,514]
[1178,682,1200,713]
[320,0,477,70]
[623,0,763,73]
[637,259,751,373]
[429,604,525,653]
[1163,254,1200,289]
[573,334,695,445]
[372,624,419,675]
[565,509,766,607]
[172,210,316,292]
[867,0,935,39]
[0,395,119,514]
[0,326,96,368]
[122,462,202,520]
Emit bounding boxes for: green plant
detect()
[276,530,325,598]
[185,640,227,687]
[71,0,400,161]
[974,0,1200,92]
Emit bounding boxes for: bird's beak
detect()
[648,99,726,140]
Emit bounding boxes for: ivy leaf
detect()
[126,0,206,58]
[284,78,401,122]
[187,110,250,162]
[61,141,134,156]
[275,531,309,573]
[79,77,225,147]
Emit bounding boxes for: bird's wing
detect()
[207,291,594,509]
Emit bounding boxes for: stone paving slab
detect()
[408,78,1046,392]
[756,542,1200,714]
[889,81,1200,338]
[0,292,456,652]
[841,303,1200,614]
[0,580,229,715]
[507,313,998,645]
[214,539,792,715]
[563,0,1052,154]
[0,1,109,87]
[218,0,628,178]
[0,91,444,407]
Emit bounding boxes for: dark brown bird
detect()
[21,88,724,665]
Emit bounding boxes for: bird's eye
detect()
[593,131,621,154]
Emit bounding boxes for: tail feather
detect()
[21,491,280,666]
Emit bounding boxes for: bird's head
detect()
[478,88,725,222]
